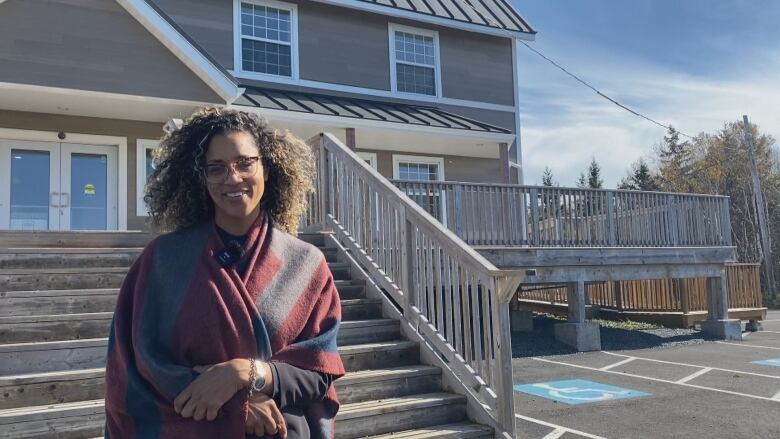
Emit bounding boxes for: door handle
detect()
[61,192,70,207]
[50,192,60,207]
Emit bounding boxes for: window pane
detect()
[10,149,50,230]
[242,39,292,76]
[398,162,439,181]
[396,63,435,95]
[240,3,291,43]
[394,31,435,66]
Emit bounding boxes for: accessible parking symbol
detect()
[514,379,650,405]
[752,358,780,367]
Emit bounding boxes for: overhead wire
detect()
[519,41,695,139]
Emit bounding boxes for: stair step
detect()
[0,230,154,248]
[0,392,465,439]
[1,364,440,411]
[336,393,467,439]
[341,298,382,320]
[0,338,418,375]
[0,399,104,439]
[0,281,366,317]
[367,422,493,438]
[0,369,105,410]
[0,249,141,270]
[0,247,337,268]
[336,365,441,404]
[0,314,396,345]
[297,233,326,246]
[0,261,353,291]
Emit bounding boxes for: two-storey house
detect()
[0,0,535,233]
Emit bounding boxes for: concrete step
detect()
[0,262,354,292]
[0,393,467,439]
[0,338,418,375]
[297,232,326,247]
[0,312,396,345]
[366,422,493,438]
[0,230,155,248]
[0,364,439,411]
[336,393,468,439]
[0,249,141,270]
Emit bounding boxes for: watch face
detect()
[251,374,265,392]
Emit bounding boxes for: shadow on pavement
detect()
[511,315,716,358]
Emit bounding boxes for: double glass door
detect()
[0,139,118,230]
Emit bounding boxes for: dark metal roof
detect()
[356,0,535,34]
[235,86,512,134]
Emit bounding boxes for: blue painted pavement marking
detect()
[514,379,650,405]
[752,358,780,367]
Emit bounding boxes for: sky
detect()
[509,0,780,187]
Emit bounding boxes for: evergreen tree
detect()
[542,166,555,186]
[618,158,660,191]
[657,126,695,192]
[586,157,603,189]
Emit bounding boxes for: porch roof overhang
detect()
[231,86,515,158]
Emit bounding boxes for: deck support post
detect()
[554,280,601,351]
[701,272,742,340]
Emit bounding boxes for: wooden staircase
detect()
[0,232,493,438]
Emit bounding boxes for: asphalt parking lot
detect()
[511,310,780,439]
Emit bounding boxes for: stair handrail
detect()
[307,133,523,438]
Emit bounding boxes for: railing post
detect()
[668,195,679,247]
[529,188,540,246]
[606,191,616,246]
[317,139,330,227]
[720,197,732,246]
[453,184,463,239]
[399,206,418,327]
[495,302,517,438]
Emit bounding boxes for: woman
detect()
[104,107,345,438]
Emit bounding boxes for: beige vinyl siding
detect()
[0,0,220,102]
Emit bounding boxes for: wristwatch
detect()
[249,360,266,394]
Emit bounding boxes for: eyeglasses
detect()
[202,156,261,184]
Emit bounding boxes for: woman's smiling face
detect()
[204,131,267,234]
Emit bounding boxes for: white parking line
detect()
[532,357,779,402]
[676,367,713,384]
[602,351,780,380]
[542,428,568,439]
[753,330,780,334]
[600,357,636,371]
[514,413,608,439]
[716,341,780,351]
[772,390,780,401]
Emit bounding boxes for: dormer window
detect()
[389,24,441,97]
[236,0,298,78]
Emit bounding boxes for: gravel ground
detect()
[511,314,715,358]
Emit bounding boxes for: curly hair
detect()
[144,107,314,234]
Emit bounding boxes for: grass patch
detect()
[538,313,661,331]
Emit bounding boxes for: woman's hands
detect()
[173,359,247,421]
[246,393,288,438]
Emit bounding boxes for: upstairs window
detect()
[237,0,297,78]
[389,25,441,97]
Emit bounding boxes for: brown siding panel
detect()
[0,0,220,102]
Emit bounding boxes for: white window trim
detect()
[392,154,445,180]
[388,23,443,99]
[356,151,377,169]
[136,139,160,217]
[233,0,300,81]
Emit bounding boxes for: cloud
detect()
[516,38,780,188]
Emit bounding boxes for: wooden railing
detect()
[307,134,523,438]
[521,263,763,314]
[391,180,733,248]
